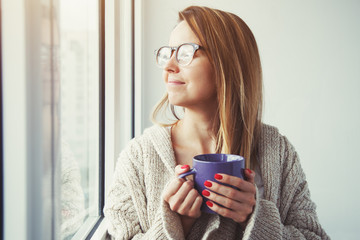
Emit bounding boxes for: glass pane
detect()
[59,0,99,239]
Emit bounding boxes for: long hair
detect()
[152,6,263,169]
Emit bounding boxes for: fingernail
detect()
[204,181,212,187]
[206,201,213,207]
[202,189,210,197]
[214,174,223,180]
[181,165,190,169]
[246,169,252,174]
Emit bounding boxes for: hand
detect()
[162,164,203,218]
[162,165,203,236]
[202,169,256,226]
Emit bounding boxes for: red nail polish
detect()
[246,169,252,174]
[206,201,213,207]
[202,190,210,197]
[204,181,212,187]
[214,174,223,180]
[181,165,189,169]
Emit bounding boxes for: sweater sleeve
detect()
[243,136,330,240]
[103,143,171,240]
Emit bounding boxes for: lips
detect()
[168,80,185,84]
[167,79,185,85]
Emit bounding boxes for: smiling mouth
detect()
[168,80,185,84]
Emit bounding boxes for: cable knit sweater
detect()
[103,124,330,240]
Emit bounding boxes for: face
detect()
[163,21,216,111]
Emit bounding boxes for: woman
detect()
[104,6,329,239]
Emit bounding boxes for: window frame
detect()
[0,0,4,238]
[89,0,137,238]
[81,0,106,238]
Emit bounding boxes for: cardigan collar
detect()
[145,125,177,175]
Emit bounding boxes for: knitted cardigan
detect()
[103,124,330,240]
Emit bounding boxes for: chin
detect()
[168,97,187,108]
[168,100,185,107]
[167,94,179,104]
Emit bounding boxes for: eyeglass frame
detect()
[154,43,203,68]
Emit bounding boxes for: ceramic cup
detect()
[178,153,245,214]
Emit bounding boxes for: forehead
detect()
[168,21,200,46]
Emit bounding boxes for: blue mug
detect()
[178,153,245,214]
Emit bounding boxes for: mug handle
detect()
[178,168,197,179]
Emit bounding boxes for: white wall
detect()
[139,0,360,239]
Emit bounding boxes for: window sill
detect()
[70,216,107,240]
[90,218,108,240]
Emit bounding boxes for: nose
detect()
[163,52,179,73]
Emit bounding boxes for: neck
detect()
[173,107,217,153]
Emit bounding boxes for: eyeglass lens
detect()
[156,44,197,67]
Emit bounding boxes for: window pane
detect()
[59,0,100,239]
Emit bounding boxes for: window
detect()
[58,0,104,239]
[2,0,133,238]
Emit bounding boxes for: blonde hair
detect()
[152,6,263,169]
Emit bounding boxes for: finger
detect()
[202,188,242,210]
[177,188,199,215]
[244,168,255,184]
[188,195,203,218]
[169,180,194,210]
[214,174,256,194]
[203,180,247,203]
[162,178,185,201]
[204,182,256,208]
[206,201,249,223]
[206,181,256,208]
[175,164,191,176]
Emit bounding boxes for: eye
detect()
[177,44,195,65]
[158,47,171,59]
[157,47,172,66]
[178,51,192,59]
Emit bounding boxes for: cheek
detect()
[189,69,217,97]
[203,69,217,98]
[197,65,216,90]
[162,71,168,82]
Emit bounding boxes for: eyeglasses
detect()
[155,43,203,68]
